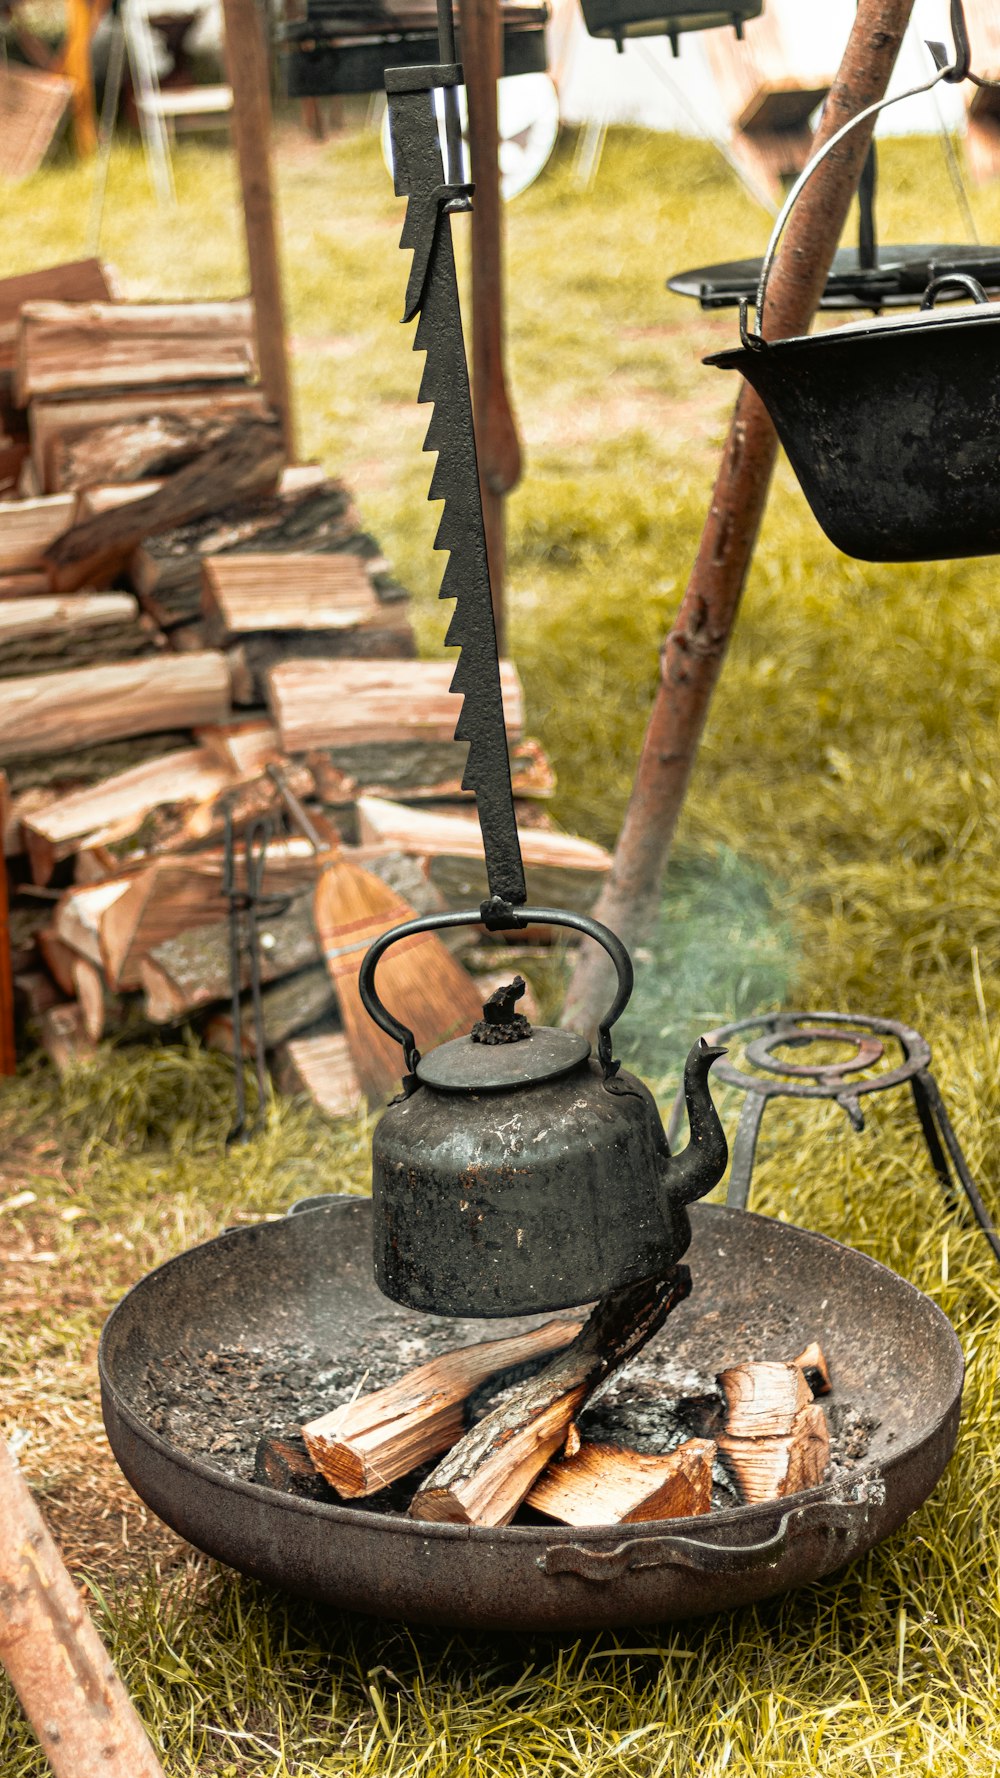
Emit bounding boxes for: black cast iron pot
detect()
[708,275,1000,562]
[99,1197,963,1631]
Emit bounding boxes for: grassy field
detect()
[3,117,1000,1775]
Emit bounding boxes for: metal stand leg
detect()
[909,1071,958,1207]
[726,1089,767,1211]
[915,1070,1000,1265]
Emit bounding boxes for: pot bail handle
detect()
[920,272,990,309]
[357,905,634,1080]
[740,5,977,351]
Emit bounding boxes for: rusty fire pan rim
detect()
[98,1198,965,1548]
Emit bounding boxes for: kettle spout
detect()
[664,1037,729,1206]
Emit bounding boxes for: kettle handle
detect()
[357,905,634,1079]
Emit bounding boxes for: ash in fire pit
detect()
[139,1330,876,1522]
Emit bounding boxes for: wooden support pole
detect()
[563,0,918,1035]
[63,0,99,158]
[0,1437,166,1777]
[458,0,522,655]
[220,0,295,459]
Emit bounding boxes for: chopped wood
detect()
[16,299,256,403]
[0,1435,167,1778]
[794,1340,832,1397]
[201,551,383,638]
[42,411,284,592]
[409,1267,692,1528]
[129,475,382,629]
[4,786,56,855]
[99,839,318,990]
[75,480,162,518]
[4,730,194,796]
[268,658,523,751]
[0,260,113,368]
[70,953,108,1042]
[0,571,51,600]
[228,624,417,706]
[718,1403,830,1506]
[356,796,611,912]
[39,1002,95,1072]
[37,929,78,996]
[0,653,231,765]
[53,880,131,968]
[308,734,555,810]
[303,1317,582,1499]
[21,746,233,882]
[272,1030,363,1117]
[0,593,157,680]
[205,963,336,1054]
[0,494,76,570]
[252,1434,334,1502]
[140,888,319,1021]
[13,969,65,1020]
[195,717,283,776]
[35,387,271,494]
[717,1360,812,1440]
[526,1438,716,1527]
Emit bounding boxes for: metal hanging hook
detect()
[927,0,971,83]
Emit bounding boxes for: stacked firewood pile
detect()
[0,261,612,1113]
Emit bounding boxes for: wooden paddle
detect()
[269,769,484,1105]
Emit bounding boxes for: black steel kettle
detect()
[359,906,729,1317]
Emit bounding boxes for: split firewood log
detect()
[526,1438,716,1527]
[42,411,284,592]
[272,1031,363,1118]
[303,1317,582,1498]
[716,1359,830,1505]
[409,1268,693,1528]
[0,1436,166,1778]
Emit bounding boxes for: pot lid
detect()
[669,244,1000,313]
[416,1026,591,1092]
[705,293,1000,368]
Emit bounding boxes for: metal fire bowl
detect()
[99,1199,963,1631]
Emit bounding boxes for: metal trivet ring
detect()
[667,1010,1000,1267]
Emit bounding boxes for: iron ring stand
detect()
[666,1010,1000,1268]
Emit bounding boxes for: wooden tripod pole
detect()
[458,0,522,655]
[0,1437,166,1778]
[563,0,918,1035]
[221,0,296,459]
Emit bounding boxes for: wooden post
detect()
[0,773,15,1075]
[220,0,296,459]
[458,0,522,654]
[563,0,918,1035]
[0,1437,166,1777]
[63,0,99,157]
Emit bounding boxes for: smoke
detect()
[614,844,796,1088]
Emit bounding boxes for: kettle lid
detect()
[414,975,591,1092]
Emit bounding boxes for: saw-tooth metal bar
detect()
[387,64,526,911]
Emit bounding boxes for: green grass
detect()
[4,121,1000,1774]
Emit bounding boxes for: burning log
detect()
[794,1339,832,1396]
[253,1434,334,1502]
[302,1317,581,1498]
[409,1267,692,1528]
[526,1438,715,1527]
[716,1359,830,1505]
